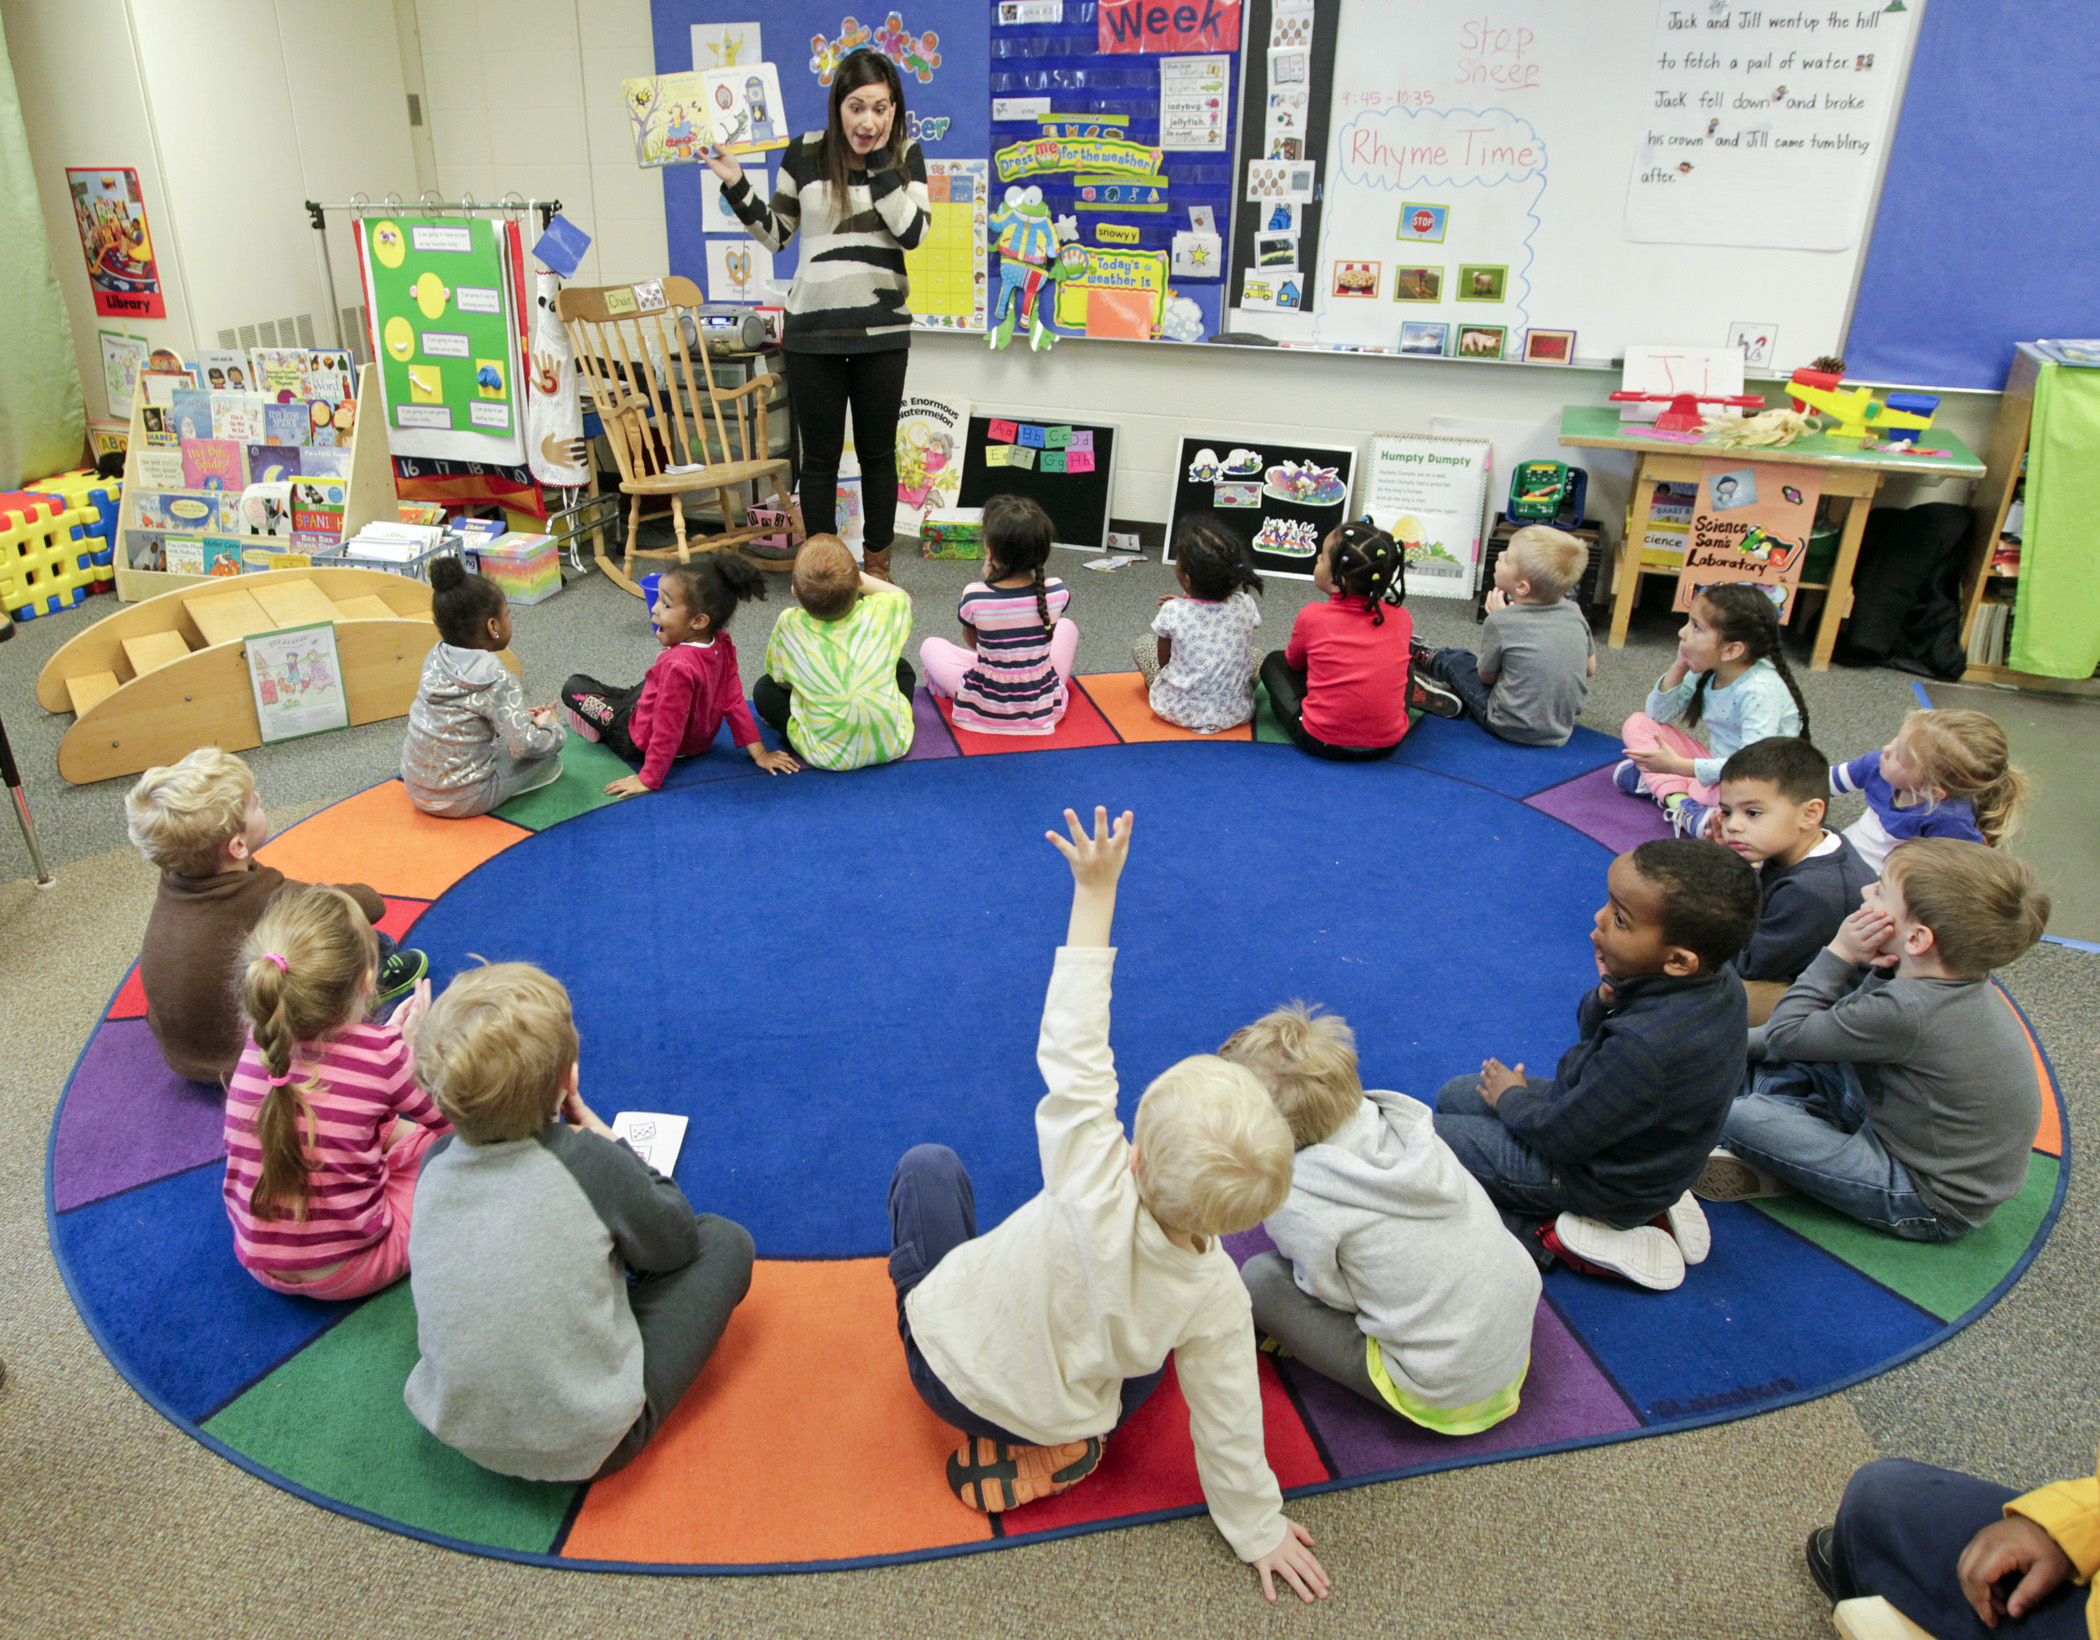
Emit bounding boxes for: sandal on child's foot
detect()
[1694,1147,1792,1203]
[1551,1212,1687,1291]
[946,1436,1102,1512]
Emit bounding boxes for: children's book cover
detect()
[182,439,246,491]
[134,448,186,489]
[212,392,266,443]
[126,527,168,571]
[300,447,352,479]
[168,388,215,442]
[262,402,309,446]
[141,407,177,446]
[308,400,339,446]
[698,65,789,154]
[305,350,355,402]
[201,536,245,577]
[250,348,312,403]
[196,349,253,391]
[247,444,302,482]
[625,72,709,167]
[163,536,205,574]
[247,622,350,743]
[144,492,220,534]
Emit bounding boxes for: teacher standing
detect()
[708,49,929,581]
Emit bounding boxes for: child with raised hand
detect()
[919,493,1077,734]
[1617,580,1810,840]
[401,556,565,818]
[1432,838,1762,1292]
[754,533,916,770]
[887,805,1332,1605]
[222,885,448,1299]
[1419,524,1597,747]
[1829,707,2030,872]
[560,557,800,795]
[1714,736,1879,1025]
[1223,1004,1540,1434]
[127,747,426,1085]
[1261,521,1455,763]
[1703,838,2050,1239]
[1136,514,1263,733]
[406,962,755,1480]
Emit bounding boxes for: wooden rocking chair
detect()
[556,275,802,595]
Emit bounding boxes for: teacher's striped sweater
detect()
[723,136,930,355]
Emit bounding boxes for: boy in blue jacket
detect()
[1432,838,1760,1292]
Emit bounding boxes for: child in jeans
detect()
[1432,838,1761,1292]
[1136,514,1263,733]
[1702,838,2050,1240]
[126,748,424,1084]
[1223,1003,1539,1434]
[920,494,1077,734]
[561,557,800,795]
[753,533,916,770]
[406,962,755,1480]
[1419,524,1596,747]
[888,806,1331,1604]
[1711,736,1878,1025]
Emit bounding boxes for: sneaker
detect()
[1409,668,1465,719]
[946,1436,1101,1512]
[1408,638,1438,674]
[1551,1212,1687,1291]
[1660,1191,1712,1264]
[560,702,604,743]
[1694,1147,1792,1202]
[1669,797,1713,840]
[1805,1526,1839,1604]
[1612,758,1646,797]
[375,948,428,1008]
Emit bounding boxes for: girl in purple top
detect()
[920,495,1078,734]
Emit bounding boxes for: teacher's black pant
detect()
[784,348,910,553]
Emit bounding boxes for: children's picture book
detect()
[133,447,186,489]
[308,400,340,446]
[196,349,253,391]
[262,402,309,446]
[301,447,352,479]
[139,370,195,409]
[624,66,788,165]
[139,492,219,534]
[246,444,302,482]
[894,393,972,534]
[211,392,266,443]
[162,536,204,574]
[168,388,214,442]
[246,622,350,743]
[698,64,787,154]
[126,528,168,571]
[182,439,246,491]
[305,350,355,401]
[141,407,176,446]
[236,481,294,537]
[166,536,243,577]
[249,348,311,403]
[611,1111,688,1176]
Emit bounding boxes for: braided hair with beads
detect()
[1324,520,1407,626]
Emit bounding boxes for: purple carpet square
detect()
[1526,766,1673,855]
[1222,1225,1641,1477]
[904,687,960,761]
[52,1019,225,1212]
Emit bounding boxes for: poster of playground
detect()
[246,623,349,744]
[65,167,165,320]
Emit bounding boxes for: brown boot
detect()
[862,546,893,582]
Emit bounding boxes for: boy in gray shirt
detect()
[405,963,754,1481]
[1699,838,2050,1239]
[1419,525,1595,747]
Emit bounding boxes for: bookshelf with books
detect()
[115,360,397,602]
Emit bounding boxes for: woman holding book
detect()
[707,49,929,582]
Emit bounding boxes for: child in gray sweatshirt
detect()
[1224,1004,1540,1434]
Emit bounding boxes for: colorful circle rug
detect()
[46,678,2068,1572]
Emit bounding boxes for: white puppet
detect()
[526,268,589,488]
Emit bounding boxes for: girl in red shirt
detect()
[1262,523,1449,761]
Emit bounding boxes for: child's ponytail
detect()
[238,886,381,1222]
[669,555,770,636]
[1684,581,1811,742]
[1902,708,2031,847]
[982,492,1058,631]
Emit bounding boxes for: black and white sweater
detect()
[723,135,930,354]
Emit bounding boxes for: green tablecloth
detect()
[2013,363,2100,678]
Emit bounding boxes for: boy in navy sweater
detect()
[1709,736,1878,1025]
[1433,839,1760,1292]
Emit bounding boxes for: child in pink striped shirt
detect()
[222,884,449,1299]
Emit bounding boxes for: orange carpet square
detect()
[997,1353,1329,1539]
[2001,988,2062,1157]
[255,783,529,901]
[936,688,1123,756]
[559,1258,992,1566]
[1079,673,1253,744]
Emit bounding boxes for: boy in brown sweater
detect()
[126,749,425,1085]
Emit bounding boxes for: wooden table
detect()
[1557,406,1985,670]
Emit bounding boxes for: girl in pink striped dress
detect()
[920,494,1079,734]
[222,885,448,1299]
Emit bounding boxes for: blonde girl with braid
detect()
[920,493,1079,734]
[1828,708,2031,872]
[220,886,448,1299]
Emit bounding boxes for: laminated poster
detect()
[1159,54,1230,152]
[1362,434,1493,600]
[247,622,350,744]
[1673,460,1822,620]
[65,167,165,319]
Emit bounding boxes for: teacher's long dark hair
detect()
[821,50,910,202]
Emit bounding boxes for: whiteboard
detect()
[1231,0,1924,373]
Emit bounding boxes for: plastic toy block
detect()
[65,671,121,715]
[123,630,193,677]
[1,499,98,621]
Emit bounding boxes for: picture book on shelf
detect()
[134,447,185,489]
[247,443,301,482]
[126,528,168,571]
[262,402,309,445]
[250,348,310,402]
[138,492,220,533]
[141,407,176,446]
[196,349,252,391]
[168,388,214,442]
[211,392,266,443]
[182,440,246,491]
[164,536,243,576]
[306,350,355,401]
[300,447,352,479]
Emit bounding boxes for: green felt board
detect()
[493,740,635,831]
[363,216,517,438]
[203,1283,576,1551]
[1752,1152,2059,1323]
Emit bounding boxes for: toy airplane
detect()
[1786,369,1941,443]
[1608,388,1765,433]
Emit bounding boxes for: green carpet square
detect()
[1752,1153,2060,1322]
[1252,683,1293,744]
[493,739,635,830]
[203,1283,578,1551]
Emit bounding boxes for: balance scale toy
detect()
[1786,370,1942,444]
[1607,389,1767,433]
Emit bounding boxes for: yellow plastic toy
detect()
[1786,369,1941,444]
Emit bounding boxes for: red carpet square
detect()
[935,688,1122,756]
